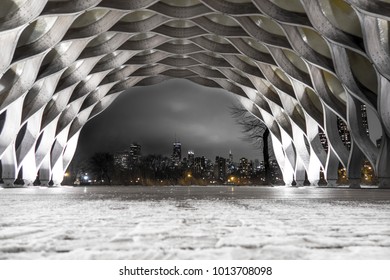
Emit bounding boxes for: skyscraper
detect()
[337,118,351,150]
[113,151,130,170]
[172,140,182,167]
[361,104,369,135]
[227,150,235,175]
[188,150,194,167]
[194,156,206,176]
[239,157,252,178]
[129,143,141,163]
[214,156,226,182]
[114,143,141,171]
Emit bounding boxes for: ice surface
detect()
[0,186,389,259]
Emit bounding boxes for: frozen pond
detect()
[0,185,389,259]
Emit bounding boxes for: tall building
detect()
[172,140,181,167]
[205,158,214,180]
[226,150,235,175]
[194,156,206,176]
[113,151,130,170]
[214,156,226,182]
[188,150,194,167]
[361,104,369,135]
[239,157,252,178]
[113,143,141,170]
[129,143,141,165]
[228,150,233,164]
[337,104,369,150]
[337,117,352,150]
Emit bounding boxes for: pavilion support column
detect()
[50,127,71,186]
[307,149,321,186]
[323,107,349,168]
[377,76,390,188]
[282,156,295,187]
[0,98,24,160]
[271,134,292,186]
[51,140,65,187]
[1,145,17,187]
[294,158,306,187]
[306,115,327,186]
[19,150,37,186]
[323,107,349,187]
[38,154,51,186]
[62,132,80,177]
[347,141,364,188]
[306,118,325,186]
[376,134,390,188]
[345,94,371,188]
[325,147,339,187]
[35,121,57,171]
[16,111,43,186]
[291,124,310,187]
[51,157,64,186]
[280,131,296,186]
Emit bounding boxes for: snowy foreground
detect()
[0,185,389,260]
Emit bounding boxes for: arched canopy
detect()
[0,0,390,188]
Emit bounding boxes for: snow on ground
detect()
[0,186,389,259]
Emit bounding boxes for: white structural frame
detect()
[0,0,389,188]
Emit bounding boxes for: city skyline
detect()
[72,138,279,186]
[112,140,259,163]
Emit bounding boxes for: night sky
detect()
[73,79,262,164]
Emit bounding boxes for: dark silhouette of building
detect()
[228,150,233,164]
[129,143,141,166]
[361,104,369,135]
[113,143,141,172]
[337,117,352,150]
[171,140,182,167]
[226,150,236,175]
[239,157,252,178]
[188,150,194,168]
[214,156,226,182]
[113,151,130,170]
[194,156,205,176]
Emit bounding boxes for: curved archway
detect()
[0,0,389,188]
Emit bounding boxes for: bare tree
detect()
[230,103,272,184]
[89,152,114,184]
